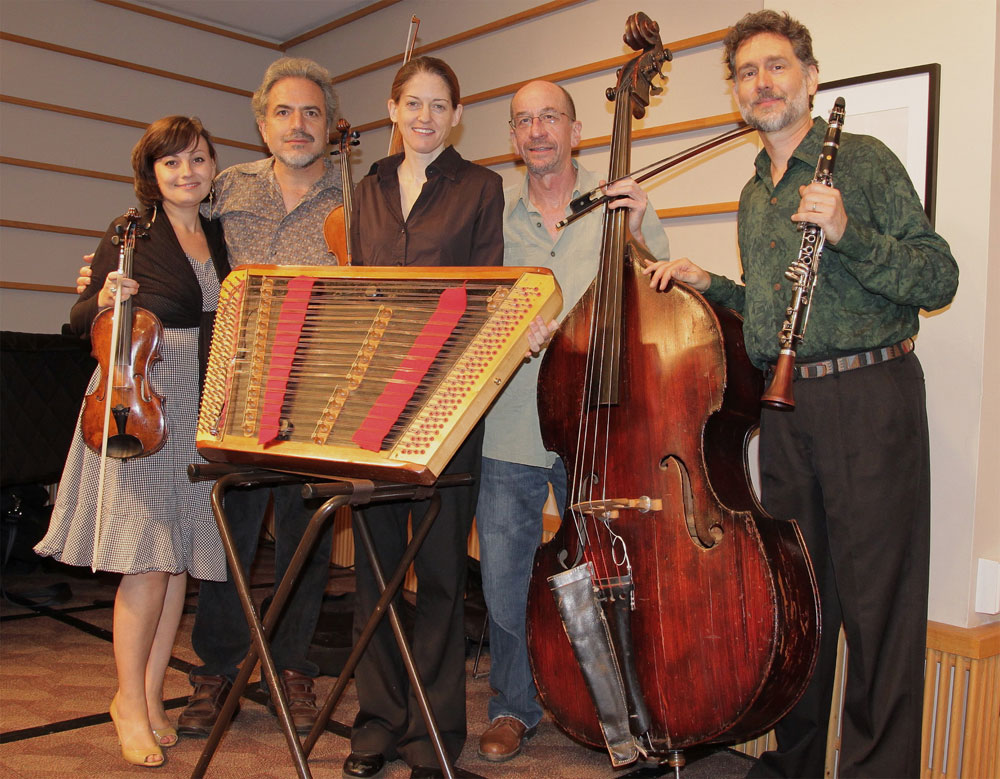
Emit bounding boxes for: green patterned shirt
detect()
[703,117,958,369]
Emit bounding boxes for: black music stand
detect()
[187,463,473,779]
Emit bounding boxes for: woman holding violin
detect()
[344,56,503,779]
[36,116,229,768]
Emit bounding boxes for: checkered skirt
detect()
[35,258,226,581]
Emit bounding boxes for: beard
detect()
[523,157,559,176]
[272,148,324,169]
[519,142,563,176]
[270,133,325,169]
[739,84,810,133]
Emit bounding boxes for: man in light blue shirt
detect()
[476,79,670,763]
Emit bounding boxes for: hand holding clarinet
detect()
[761,97,846,410]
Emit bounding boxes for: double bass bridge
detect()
[570,496,662,520]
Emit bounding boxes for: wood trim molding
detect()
[0,32,253,98]
[2,221,102,296]
[1,219,104,238]
[0,280,78,295]
[658,202,739,219]
[0,94,267,154]
[284,0,405,48]
[93,0,282,50]
[927,620,1000,660]
[0,155,131,184]
[351,28,730,135]
[330,0,590,85]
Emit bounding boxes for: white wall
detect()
[0,0,277,331]
[1,0,996,629]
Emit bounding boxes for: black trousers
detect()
[349,422,483,768]
[749,353,930,778]
[192,484,334,680]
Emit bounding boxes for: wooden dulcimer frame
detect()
[197,265,561,484]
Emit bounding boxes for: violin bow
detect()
[387,15,421,156]
[91,210,138,570]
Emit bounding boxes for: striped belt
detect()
[777,338,914,380]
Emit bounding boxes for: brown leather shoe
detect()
[267,669,320,735]
[177,673,237,737]
[478,716,536,762]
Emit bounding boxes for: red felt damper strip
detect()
[352,285,467,452]
[257,276,316,446]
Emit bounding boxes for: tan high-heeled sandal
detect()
[110,694,165,768]
[152,726,178,748]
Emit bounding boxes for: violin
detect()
[525,12,820,770]
[323,119,359,266]
[81,208,166,460]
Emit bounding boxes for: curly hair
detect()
[722,10,818,81]
[252,57,337,130]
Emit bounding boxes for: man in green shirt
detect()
[645,10,957,778]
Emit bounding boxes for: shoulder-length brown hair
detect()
[131,116,217,208]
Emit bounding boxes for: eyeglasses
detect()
[508,111,571,131]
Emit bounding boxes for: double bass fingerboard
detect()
[196,265,561,484]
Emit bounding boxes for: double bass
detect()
[526,12,820,769]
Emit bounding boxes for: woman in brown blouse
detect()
[344,57,503,779]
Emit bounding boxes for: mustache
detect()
[752,88,786,106]
[283,132,315,142]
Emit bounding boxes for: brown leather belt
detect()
[785,338,914,379]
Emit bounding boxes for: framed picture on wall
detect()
[816,63,941,225]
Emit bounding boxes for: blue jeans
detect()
[476,456,566,729]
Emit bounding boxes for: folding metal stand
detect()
[187,463,471,779]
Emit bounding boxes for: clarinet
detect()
[761,97,846,411]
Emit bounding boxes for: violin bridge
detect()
[570,496,662,520]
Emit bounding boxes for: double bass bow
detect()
[526,11,820,771]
